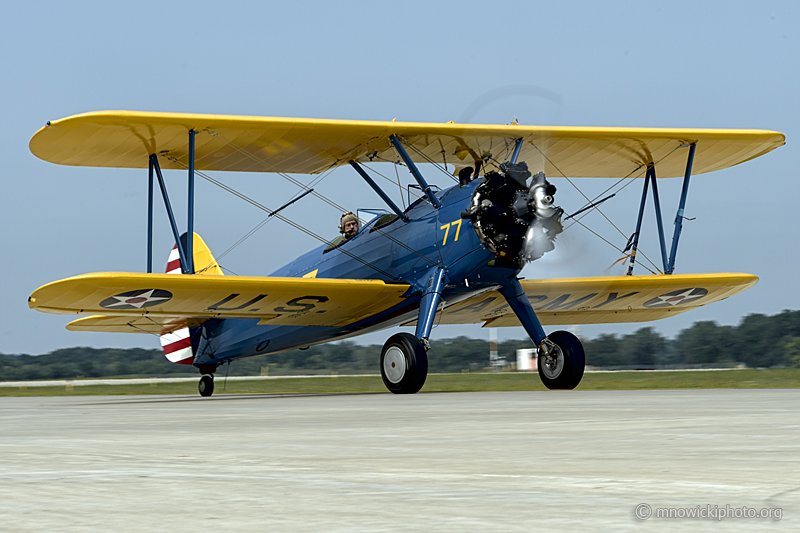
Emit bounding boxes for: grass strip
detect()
[0,368,798,397]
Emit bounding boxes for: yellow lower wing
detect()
[29,273,410,328]
[437,273,757,326]
[66,315,207,334]
[32,272,757,331]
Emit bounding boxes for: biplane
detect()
[27,111,784,396]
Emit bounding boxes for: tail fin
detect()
[165,233,224,276]
[160,233,222,365]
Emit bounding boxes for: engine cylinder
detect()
[463,163,563,268]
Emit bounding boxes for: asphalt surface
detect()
[0,389,797,531]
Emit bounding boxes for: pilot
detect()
[340,212,359,240]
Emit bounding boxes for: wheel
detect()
[537,330,585,390]
[380,333,428,394]
[198,374,215,397]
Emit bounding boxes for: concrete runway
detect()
[0,390,797,531]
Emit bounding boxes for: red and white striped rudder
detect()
[159,233,223,365]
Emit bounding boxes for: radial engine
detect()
[461,161,563,269]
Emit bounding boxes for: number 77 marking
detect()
[440,218,463,245]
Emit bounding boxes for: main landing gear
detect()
[380,333,428,394]
[499,279,585,390]
[378,267,444,394]
[537,330,585,390]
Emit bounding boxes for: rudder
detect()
[160,233,222,365]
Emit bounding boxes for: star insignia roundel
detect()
[99,289,173,310]
[643,287,708,308]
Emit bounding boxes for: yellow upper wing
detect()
[30,111,784,178]
[432,273,758,327]
[29,272,410,327]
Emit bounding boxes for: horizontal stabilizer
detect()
[434,273,758,326]
[30,273,410,327]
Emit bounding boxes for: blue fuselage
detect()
[194,179,520,366]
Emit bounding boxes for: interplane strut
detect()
[626,143,697,275]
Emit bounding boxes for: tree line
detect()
[2,310,799,381]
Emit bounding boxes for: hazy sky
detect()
[2,0,797,355]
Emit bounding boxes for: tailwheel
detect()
[380,333,428,394]
[537,330,585,390]
[198,374,215,397]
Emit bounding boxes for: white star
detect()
[644,288,707,308]
[103,289,171,309]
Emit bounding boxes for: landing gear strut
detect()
[380,333,428,394]
[537,330,585,390]
[379,266,441,394]
[498,279,585,390]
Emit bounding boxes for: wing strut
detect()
[667,143,697,274]
[389,135,442,209]
[625,143,697,275]
[187,130,196,274]
[146,131,198,275]
[650,171,669,271]
[510,138,523,164]
[147,156,154,273]
[150,154,190,274]
[626,164,668,275]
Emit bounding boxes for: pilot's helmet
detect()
[339,212,359,234]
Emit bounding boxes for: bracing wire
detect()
[361,161,424,202]
[394,135,458,182]
[191,132,437,267]
[171,155,437,270]
[204,130,351,214]
[564,173,639,231]
[163,138,442,277]
[567,217,658,275]
[207,129,427,206]
[526,139,685,274]
[215,167,338,262]
[164,157,399,280]
[180,128,686,279]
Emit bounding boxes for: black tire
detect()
[380,333,428,394]
[537,330,585,390]
[198,374,215,397]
